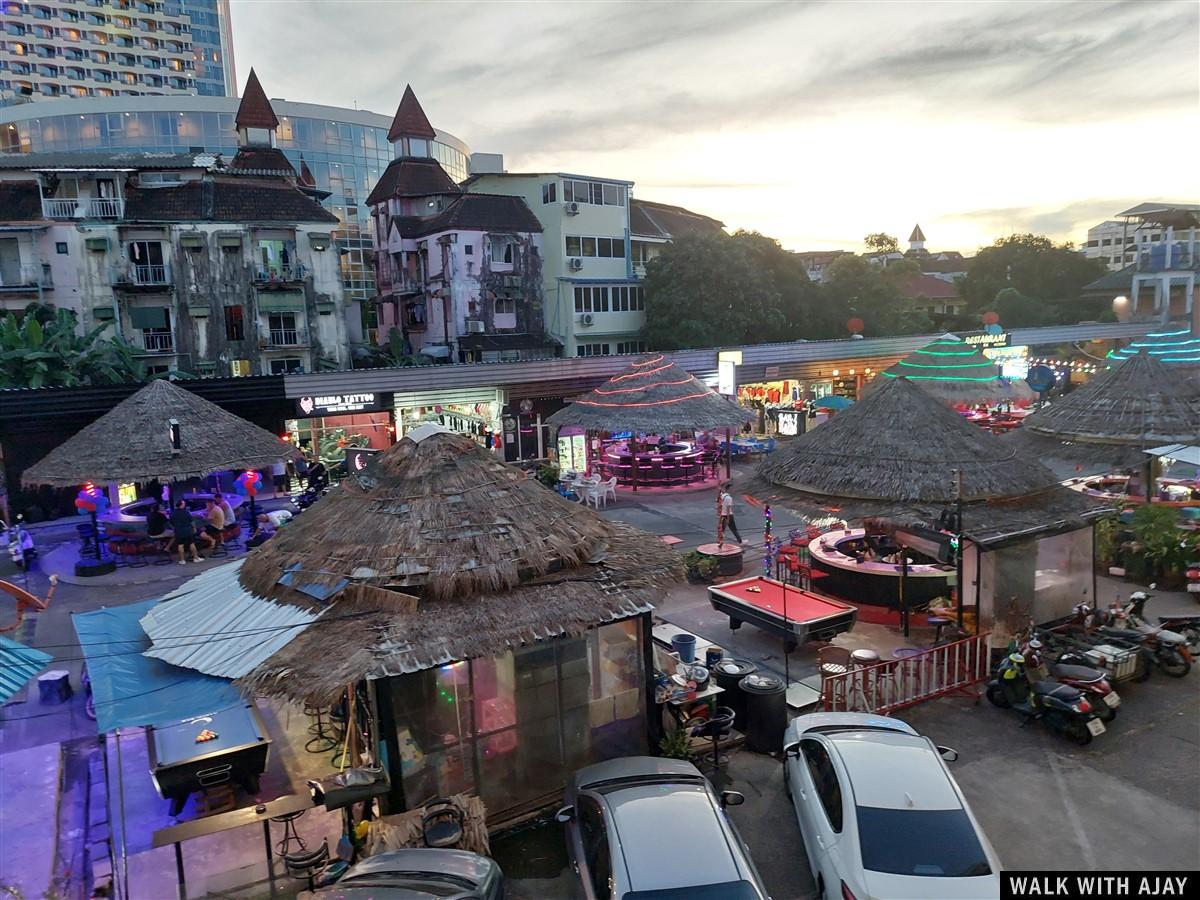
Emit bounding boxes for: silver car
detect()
[303,848,504,899]
[556,757,770,900]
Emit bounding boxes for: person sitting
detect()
[657,433,671,452]
[200,498,223,551]
[214,492,236,529]
[307,458,328,490]
[145,501,172,552]
[169,500,202,564]
[246,513,276,548]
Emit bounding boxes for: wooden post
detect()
[631,435,639,493]
[955,469,965,630]
[724,427,732,479]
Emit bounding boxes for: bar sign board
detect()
[296,393,382,416]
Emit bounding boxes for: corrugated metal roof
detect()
[140,560,321,679]
[0,635,52,705]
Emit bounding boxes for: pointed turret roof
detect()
[909,224,926,242]
[235,68,280,131]
[297,154,315,188]
[387,85,437,142]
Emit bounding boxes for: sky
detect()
[231,0,1200,254]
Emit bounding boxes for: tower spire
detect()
[235,68,279,131]
[387,85,436,158]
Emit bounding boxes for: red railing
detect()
[821,633,991,714]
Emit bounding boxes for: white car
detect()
[783,712,1001,900]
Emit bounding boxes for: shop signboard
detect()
[296,393,383,416]
[962,331,1010,348]
[718,360,737,396]
[557,433,587,473]
[344,447,381,480]
[776,410,801,436]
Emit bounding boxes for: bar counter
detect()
[808,527,953,608]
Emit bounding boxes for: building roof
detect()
[793,250,851,264]
[894,272,961,301]
[226,146,296,177]
[1118,202,1200,218]
[234,68,280,131]
[123,179,339,224]
[919,255,970,275]
[1082,264,1135,294]
[366,156,461,206]
[393,193,543,239]
[458,332,560,352]
[297,155,316,187]
[629,198,724,239]
[0,635,52,706]
[0,150,215,171]
[387,85,437,142]
[462,171,635,188]
[909,224,926,242]
[0,181,44,222]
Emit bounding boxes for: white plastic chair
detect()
[602,477,618,505]
[585,483,604,509]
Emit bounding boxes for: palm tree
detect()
[0,308,142,389]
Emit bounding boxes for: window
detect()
[567,236,625,259]
[268,312,299,345]
[55,241,68,255]
[565,235,581,257]
[616,341,646,355]
[581,237,596,258]
[802,740,843,832]
[490,237,514,264]
[856,807,991,877]
[464,244,473,256]
[573,286,610,314]
[577,343,610,357]
[563,179,626,206]
[541,181,557,204]
[494,295,515,316]
[224,304,244,341]
[268,357,304,374]
[579,797,613,899]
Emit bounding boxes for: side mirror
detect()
[554,805,575,824]
[784,741,801,759]
[1149,582,1157,590]
[720,790,745,808]
[937,745,959,762]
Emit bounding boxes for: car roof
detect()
[603,782,742,891]
[789,712,918,737]
[334,848,494,884]
[824,731,962,811]
[574,755,701,789]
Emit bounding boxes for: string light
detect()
[882,373,1000,382]
[763,504,775,577]
[576,392,712,408]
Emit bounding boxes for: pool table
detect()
[148,702,271,815]
[708,576,858,651]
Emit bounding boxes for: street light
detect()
[1112,295,1129,320]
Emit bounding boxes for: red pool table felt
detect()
[713,577,850,623]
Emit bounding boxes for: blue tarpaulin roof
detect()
[73,599,243,734]
[0,635,52,705]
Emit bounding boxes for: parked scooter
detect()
[1125,590,1200,658]
[1025,632,1121,722]
[986,650,1107,745]
[1097,592,1192,678]
[0,517,36,571]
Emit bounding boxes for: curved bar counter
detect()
[597,440,710,487]
[808,527,953,608]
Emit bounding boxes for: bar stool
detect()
[304,704,342,754]
[658,464,676,486]
[271,809,308,856]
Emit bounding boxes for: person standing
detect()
[169,500,202,564]
[214,492,236,528]
[718,484,743,544]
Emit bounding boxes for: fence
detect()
[821,633,991,715]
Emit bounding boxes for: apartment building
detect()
[1083,203,1200,272]
[0,69,349,376]
[0,0,233,103]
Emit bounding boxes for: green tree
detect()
[0,308,141,389]
[732,231,841,341]
[958,233,1108,323]
[864,232,899,255]
[820,254,932,337]
[991,287,1063,327]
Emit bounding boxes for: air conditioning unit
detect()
[564,202,580,215]
[579,313,594,327]
[465,319,485,333]
[568,257,583,271]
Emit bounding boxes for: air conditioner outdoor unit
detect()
[465,319,485,333]
[568,257,583,271]
[564,202,580,215]
[579,313,594,327]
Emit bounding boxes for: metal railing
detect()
[268,327,305,347]
[0,264,51,290]
[41,197,124,219]
[139,330,174,352]
[821,632,991,715]
[127,263,170,285]
[256,264,307,283]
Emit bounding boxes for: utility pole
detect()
[955,468,965,630]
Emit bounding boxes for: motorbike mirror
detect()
[720,790,746,808]
[937,745,960,762]
[1148,583,1157,590]
[554,805,575,824]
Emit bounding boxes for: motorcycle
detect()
[1099,593,1192,678]
[0,517,37,571]
[1125,590,1200,659]
[986,650,1107,745]
[294,471,330,511]
[1023,634,1120,722]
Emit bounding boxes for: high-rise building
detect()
[0,0,235,105]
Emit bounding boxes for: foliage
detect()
[0,308,142,389]
[957,233,1108,324]
[991,287,1063,327]
[818,255,932,337]
[317,427,369,465]
[658,724,694,761]
[864,232,899,255]
[682,550,719,583]
[1094,513,1122,566]
[1130,504,1196,578]
[353,327,433,369]
[536,464,560,488]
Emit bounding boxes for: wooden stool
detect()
[37,670,72,704]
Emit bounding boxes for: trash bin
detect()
[671,633,697,663]
[740,672,786,754]
[714,659,757,732]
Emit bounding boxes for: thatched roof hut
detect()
[1004,350,1200,471]
[864,335,1035,405]
[236,424,680,702]
[546,354,752,433]
[1107,324,1200,366]
[22,378,298,487]
[758,376,1106,545]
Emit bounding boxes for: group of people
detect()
[145,492,276,565]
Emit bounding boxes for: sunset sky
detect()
[233,0,1200,254]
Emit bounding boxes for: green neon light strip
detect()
[898,360,995,369]
[1146,329,1190,337]
[882,372,999,382]
[914,349,979,357]
[1130,338,1200,348]
[927,340,969,346]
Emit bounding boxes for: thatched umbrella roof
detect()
[864,335,1036,405]
[1107,324,1200,366]
[22,379,298,488]
[1004,350,1200,470]
[756,376,1107,545]
[236,424,680,701]
[546,354,753,433]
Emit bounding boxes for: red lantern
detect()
[847,317,864,335]
[982,311,1000,326]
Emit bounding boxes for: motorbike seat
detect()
[1052,664,1106,682]
[1034,681,1079,699]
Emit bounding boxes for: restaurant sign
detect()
[962,332,1010,348]
[295,393,382,416]
[776,410,800,436]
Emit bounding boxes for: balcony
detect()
[139,329,174,353]
[0,263,52,292]
[402,301,428,332]
[113,262,170,287]
[255,264,307,285]
[267,327,306,347]
[42,197,124,219]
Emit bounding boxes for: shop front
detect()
[736,368,877,435]
[500,397,563,465]
[286,392,395,469]
[394,387,506,451]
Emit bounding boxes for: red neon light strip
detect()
[611,363,673,382]
[594,377,695,395]
[631,355,666,367]
[576,391,712,408]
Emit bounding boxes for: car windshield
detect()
[624,882,763,900]
[856,807,992,877]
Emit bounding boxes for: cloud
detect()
[949,199,1148,242]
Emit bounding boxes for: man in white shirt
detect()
[718,484,743,544]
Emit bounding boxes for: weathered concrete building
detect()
[0,69,348,377]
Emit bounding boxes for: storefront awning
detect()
[0,636,52,705]
[73,599,243,734]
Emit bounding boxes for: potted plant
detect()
[658,724,693,761]
[535,464,560,489]
[683,550,719,584]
